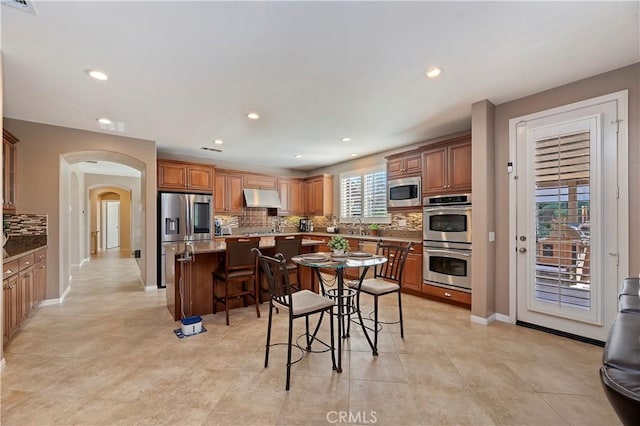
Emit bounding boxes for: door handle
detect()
[519,247,527,253]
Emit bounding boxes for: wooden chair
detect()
[351,240,413,355]
[212,236,261,326]
[254,248,336,391]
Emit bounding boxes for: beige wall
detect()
[493,63,639,315]
[2,118,157,300]
[471,100,496,320]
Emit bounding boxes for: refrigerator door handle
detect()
[185,196,192,240]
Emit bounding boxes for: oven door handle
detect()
[423,206,472,213]
[424,248,472,257]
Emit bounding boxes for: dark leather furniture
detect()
[600,277,640,425]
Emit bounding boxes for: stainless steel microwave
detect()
[388,177,421,208]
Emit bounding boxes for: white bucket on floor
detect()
[181,316,202,336]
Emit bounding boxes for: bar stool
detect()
[274,235,303,290]
[212,236,261,326]
[351,240,412,355]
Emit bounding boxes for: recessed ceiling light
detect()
[88,70,108,81]
[247,112,260,120]
[425,67,443,78]
[351,153,358,157]
[213,139,224,145]
[341,137,352,142]
[97,118,111,124]
[294,154,302,158]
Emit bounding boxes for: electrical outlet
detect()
[399,219,407,227]
[489,231,495,242]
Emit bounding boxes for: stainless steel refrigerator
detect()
[158,192,213,288]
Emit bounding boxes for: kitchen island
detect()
[164,237,326,320]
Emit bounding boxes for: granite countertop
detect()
[305,232,423,244]
[164,237,326,255]
[164,232,422,256]
[216,231,422,244]
[3,235,48,262]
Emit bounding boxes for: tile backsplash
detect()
[3,213,48,236]
[215,211,422,239]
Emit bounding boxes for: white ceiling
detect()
[2,1,638,171]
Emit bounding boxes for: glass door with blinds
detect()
[514,98,622,342]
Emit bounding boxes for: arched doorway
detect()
[87,185,134,255]
[61,151,151,294]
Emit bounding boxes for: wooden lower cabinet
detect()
[3,248,47,345]
[34,248,47,306]
[3,274,18,344]
[421,283,471,306]
[401,251,422,292]
[18,269,32,323]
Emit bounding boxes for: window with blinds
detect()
[340,166,389,222]
[534,131,591,309]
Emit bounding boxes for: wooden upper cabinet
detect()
[277,179,302,216]
[422,136,472,196]
[187,165,214,191]
[386,151,422,179]
[448,141,472,193]
[244,174,277,190]
[3,129,19,213]
[157,160,213,193]
[422,147,447,195]
[303,174,333,216]
[289,180,303,215]
[214,170,244,214]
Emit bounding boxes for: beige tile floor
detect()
[1,251,620,425]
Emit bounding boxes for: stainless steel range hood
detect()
[243,188,282,208]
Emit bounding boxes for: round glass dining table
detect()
[291,252,387,373]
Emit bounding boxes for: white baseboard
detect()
[39,298,60,306]
[0,357,5,373]
[139,276,156,292]
[59,284,71,304]
[495,313,512,323]
[80,258,90,268]
[470,314,496,325]
[41,283,71,306]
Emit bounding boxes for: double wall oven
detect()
[423,194,472,292]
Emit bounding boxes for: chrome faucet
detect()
[354,218,363,236]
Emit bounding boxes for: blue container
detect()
[181,315,202,335]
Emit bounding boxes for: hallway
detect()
[1,253,619,425]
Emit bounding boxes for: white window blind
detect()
[534,130,591,309]
[340,166,389,223]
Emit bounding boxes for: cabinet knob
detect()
[6,269,12,274]
[25,261,30,265]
